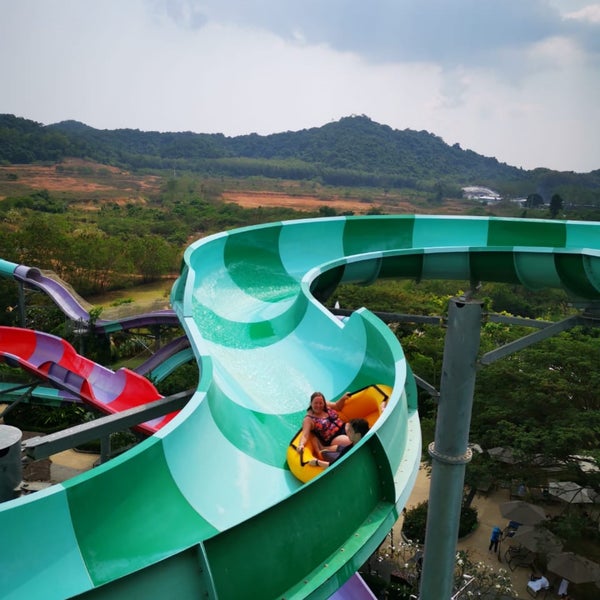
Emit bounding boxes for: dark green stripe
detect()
[204,442,392,600]
[379,252,425,280]
[192,291,309,348]
[311,264,345,302]
[554,254,600,298]
[223,225,298,302]
[67,442,217,585]
[207,385,300,467]
[469,250,520,284]
[344,216,416,254]
[343,313,398,393]
[488,219,566,247]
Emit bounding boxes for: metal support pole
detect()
[419,297,482,600]
[17,282,26,327]
[100,435,111,464]
[153,325,161,351]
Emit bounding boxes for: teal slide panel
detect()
[1,215,599,599]
[72,546,209,600]
[565,221,600,248]
[343,308,401,391]
[0,487,92,599]
[206,383,297,466]
[190,294,308,348]
[158,393,300,532]
[339,256,383,286]
[278,217,346,276]
[421,248,472,281]
[513,249,563,290]
[412,214,490,248]
[0,258,18,277]
[310,263,346,299]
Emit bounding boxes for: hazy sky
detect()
[2,0,599,172]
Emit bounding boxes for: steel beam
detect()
[22,389,193,460]
[480,315,581,365]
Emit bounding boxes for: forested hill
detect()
[1,113,599,196]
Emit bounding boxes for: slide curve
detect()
[0,215,599,600]
[0,260,179,334]
[0,335,193,408]
[0,327,176,435]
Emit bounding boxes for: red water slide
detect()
[0,326,176,434]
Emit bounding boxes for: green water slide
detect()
[0,216,599,600]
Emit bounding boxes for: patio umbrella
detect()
[547,552,600,584]
[548,481,598,504]
[511,525,563,554]
[487,446,518,464]
[499,500,546,525]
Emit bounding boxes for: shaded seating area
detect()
[505,545,537,571]
[509,480,556,504]
[525,573,552,598]
[503,520,522,539]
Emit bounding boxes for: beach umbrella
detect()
[488,446,518,464]
[547,552,600,584]
[548,481,598,504]
[511,525,563,554]
[499,500,546,525]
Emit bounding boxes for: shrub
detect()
[4,403,89,433]
[402,501,478,543]
[402,501,429,543]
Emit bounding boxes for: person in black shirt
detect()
[308,418,369,468]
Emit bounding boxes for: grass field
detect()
[88,278,176,308]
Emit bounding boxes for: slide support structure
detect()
[419,297,482,600]
[17,281,26,328]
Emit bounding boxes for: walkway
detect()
[392,464,564,598]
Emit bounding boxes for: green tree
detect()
[472,328,600,472]
[129,235,178,282]
[526,193,544,208]
[550,193,564,217]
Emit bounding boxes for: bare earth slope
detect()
[0,159,471,215]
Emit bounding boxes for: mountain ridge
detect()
[1,113,598,203]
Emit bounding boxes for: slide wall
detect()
[0,215,598,599]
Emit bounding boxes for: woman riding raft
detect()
[296,391,351,459]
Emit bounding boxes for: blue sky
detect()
[1,0,599,172]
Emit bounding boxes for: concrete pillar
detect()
[419,297,482,599]
[0,424,23,501]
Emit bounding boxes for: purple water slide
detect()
[134,335,190,376]
[99,311,179,332]
[328,573,378,599]
[13,264,179,332]
[14,265,90,322]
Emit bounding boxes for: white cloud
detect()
[565,5,600,24]
[0,0,599,172]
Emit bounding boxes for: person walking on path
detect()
[488,525,502,553]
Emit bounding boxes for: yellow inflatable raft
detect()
[287,384,391,483]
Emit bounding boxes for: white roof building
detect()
[462,186,502,202]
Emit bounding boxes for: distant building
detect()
[462,186,502,203]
